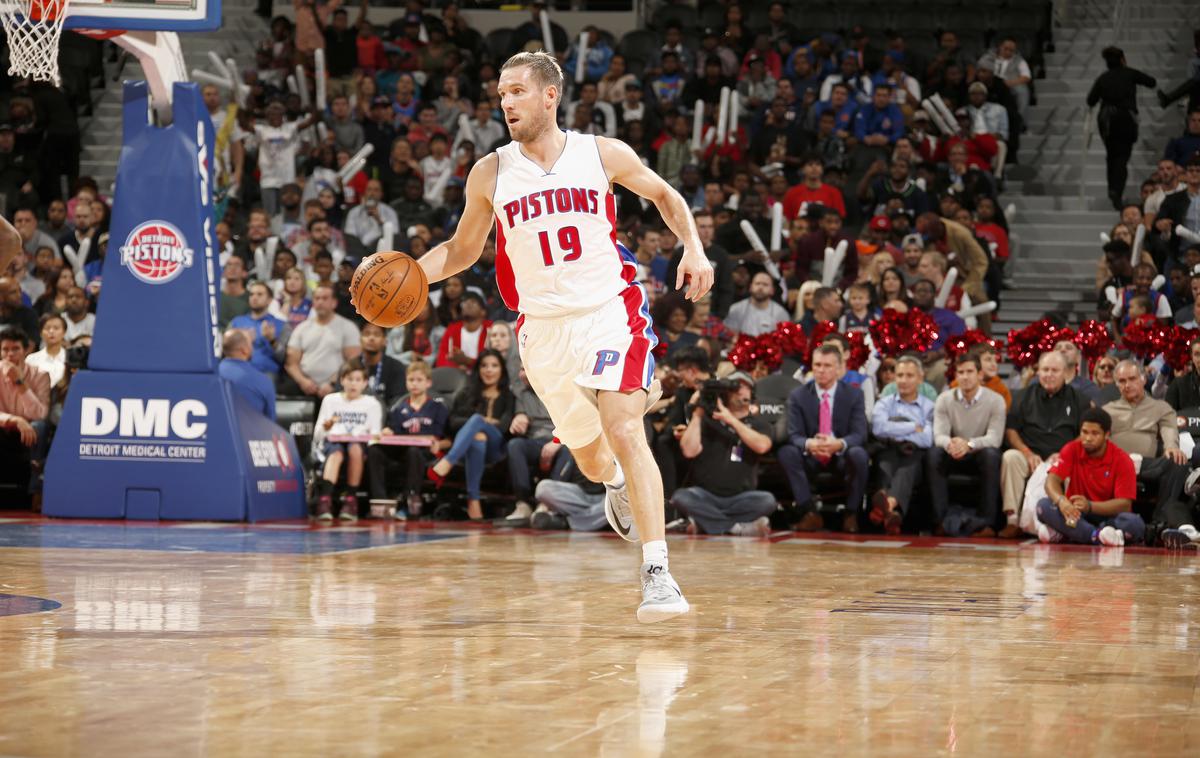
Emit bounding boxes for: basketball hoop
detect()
[0,0,71,86]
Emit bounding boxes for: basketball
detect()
[350,251,429,328]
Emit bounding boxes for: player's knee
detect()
[604,418,646,457]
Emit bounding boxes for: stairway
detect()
[77,0,267,192]
[997,0,1200,337]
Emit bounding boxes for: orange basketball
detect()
[350,251,429,328]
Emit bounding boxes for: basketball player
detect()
[416,52,713,623]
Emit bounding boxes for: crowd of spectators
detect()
[3,2,1200,548]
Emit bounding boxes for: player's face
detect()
[498,66,557,144]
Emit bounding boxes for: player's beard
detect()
[509,108,553,144]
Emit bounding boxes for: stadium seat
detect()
[618,29,660,67]
[485,28,514,63]
[431,367,467,403]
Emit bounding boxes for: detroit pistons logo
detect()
[120,221,195,285]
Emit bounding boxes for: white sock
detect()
[604,458,625,489]
[1006,511,1018,526]
[642,539,668,568]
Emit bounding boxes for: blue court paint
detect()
[0,593,62,617]
[0,523,463,555]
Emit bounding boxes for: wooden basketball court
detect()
[1,515,1198,756]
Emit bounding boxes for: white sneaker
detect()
[1098,525,1125,547]
[1186,469,1200,496]
[637,563,689,623]
[604,482,639,542]
[1036,522,1063,544]
[506,501,533,520]
[729,516,771,537]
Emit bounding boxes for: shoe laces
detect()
[642,565,680,602]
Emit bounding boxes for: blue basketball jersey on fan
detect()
[492,131,635,318]
[387,396,449,438]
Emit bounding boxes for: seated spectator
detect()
[0,327,49,494]
[435,291,491,370]
[390,176,436,232]
[530,452,608,531]
[271,267,313,328]
[812,83,858,141]
[915,214,990,333]
[218,255,251,329]
[62,286,93,343]
[653,347,714,499]
[723,272,790,337]
[25,313,66,388]
[853,84,905,148]
[800,286,843,332]
[564,80,616,138]
[652,293,700,360]
[345,179,399,251]
[367,360,449,520]
[930,354,1005,536]
[420,135,454,207]
[950,342,1012,409]
[1167,335,1200,410]
[671,371,776,536]
[270,183,305,241]
[1163,109,1200,167]
[312,362,382,523]
[0,276,37,339]
[230,281,290,381]
[13,208,58,258]
[869,354,935,533]
[1105,360,1195,544]
[428,349,516,521]
[1115,263,1174,324]
[1035,408,1143,546]
[820,55,873,105]
[858,157,930,219]
[284,284,362,398]
[783,154,847,220]
[217,329,276,421]
[356,322,405,409]
[1001,351,1084,538]
[790,208,858,288]
[839,282,881,333]
[978,36,1032,116]
[1158,157,1200,254]
[966,81,1009,142]
[294,219,347,275]
[325,94,364,154]
[910,279,966,388]
[777,345,869,533]
[35,267,73,317]
[917,251,967,311]
[1052,340,1103,404]
[504,377,566,523]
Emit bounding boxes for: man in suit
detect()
[776,344,870,532]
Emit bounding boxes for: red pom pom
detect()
[775,321,808,358]
[1072,320,1114,375]
[728,334,757,371]
[1165,326,1200,373]
[868,308,939,357]
[1006,319,1074,369]
[1123,314,1170,360]
[846,331,871,371]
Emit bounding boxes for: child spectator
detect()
[839,282,881,333]
[367,361,449,520]
[312,362,383,523]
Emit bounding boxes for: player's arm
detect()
[0,213,19,276]
[417,153,497,284]
[597,137,713,301]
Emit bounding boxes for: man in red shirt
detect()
[782,154,846,220]
[1035,407,1143,546]
[435,291,492,371]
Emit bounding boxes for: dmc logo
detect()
[120,221,195,284]
[248,435,295,472]
[80,398,207,439]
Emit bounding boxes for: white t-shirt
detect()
[65,312,95,342]
[289,314,360,385]
[26,347,65,387]
[420,154,454,207]
[460,324,482,360]
[254,121,302,189]
[723,298,791,337]
[314,392,382,446]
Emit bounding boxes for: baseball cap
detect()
[968,81,988,95]
[371,95,392,108]
[727,370,755,388]
[912,109,930,121]
[869,215,891,232]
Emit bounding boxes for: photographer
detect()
[869,354,935,534]
[670,372,777,536]
[653,347,713,499]
[343,179,399,251]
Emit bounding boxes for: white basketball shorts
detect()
[516,283,659,449]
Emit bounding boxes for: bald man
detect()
[218,328,277,421]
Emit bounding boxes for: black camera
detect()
[65,344,90,371]
[697,378,742,414]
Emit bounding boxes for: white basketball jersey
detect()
[492,131,636,318]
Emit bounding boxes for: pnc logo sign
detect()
[120,220,195,284]
[80,398,208,439]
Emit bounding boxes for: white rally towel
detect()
[1018,460,1053,536]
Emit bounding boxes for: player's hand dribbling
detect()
[676,247,714,302]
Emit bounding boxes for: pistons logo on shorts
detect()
[592,350,621,375]
[119,221,195,285]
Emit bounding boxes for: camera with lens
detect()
[696,378,742,415]
[65,344,90,371]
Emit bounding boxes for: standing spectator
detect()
[357,322,405,409]
[672,372,776,536]
[1104,360,1194,544]
[0,277,38,338]
[665,211,734,318]
[929,354,1005,536]
[218,255,251,329]
[253,101,321,215]
[656,115,693,189]
[312,362,383,522]
[218,329,276,421]
[0,326,48,493]
[230,281,290,381]
[284,284,362,397]
[362,98,398,172]
[325,94,364,154]
[322,6,361,99]
[0,123,38,213]
[723,272,789,337]
[1035,408,1142,546]
[1000,351,1084,538]
[427,349,515,521]
[777,345,870,533]
[435,291,491,370]
[869,354,935,534]
[1158,157,1200,255]
[915,214,990,332]
[1087,47,1157,210]
[344,179,399,250]
[367,360,450,519]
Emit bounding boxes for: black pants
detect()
[1140,456,1195,528]
[506,436,569,501]
[928,446,1001,529]
[1100,108,1138,205]
[874,445,929,513]
[366,445,432,499]
[653,429,689,499]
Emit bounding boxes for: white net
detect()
[0,0,70,87]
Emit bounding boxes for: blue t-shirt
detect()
[230,312,287,374]
[219,358,277,421]
[387,395,449,438]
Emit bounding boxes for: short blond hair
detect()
[406,360,432,379]
[502,51,564,102]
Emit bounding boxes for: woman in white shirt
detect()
[25,313,67,388]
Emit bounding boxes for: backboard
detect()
[64,0,220,31]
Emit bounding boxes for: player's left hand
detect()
[676,248,714,302]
